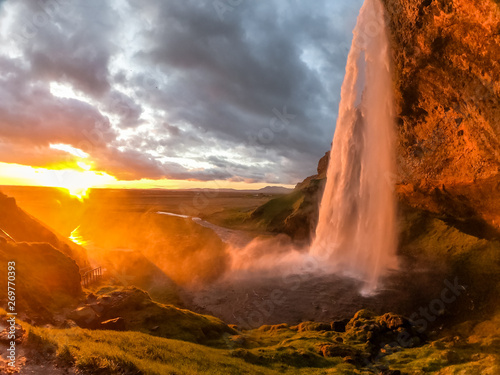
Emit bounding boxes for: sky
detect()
[0,0,363,192]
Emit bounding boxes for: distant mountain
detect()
[169,186,293,194]
[256,186,293,194]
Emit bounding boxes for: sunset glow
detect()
[49,143,90,158]
[0,162,294,196]
[0,162,117,200]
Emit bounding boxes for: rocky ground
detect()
[180,268,455,330]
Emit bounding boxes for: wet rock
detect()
[68,306,100,329]
[379,313,410,331]
[382,0,500,231]
[379,370,401,375]
[318,343,358,358]
[297,322,331,332]
[331,319,350,332]
[86,293,97,304]
[228,335,246,347]
[441,349,462,364]
[342,356,358,365]
[62,320,78,328]
[345,310,425,354]
[0,324,25,343]
[100,317,125,331]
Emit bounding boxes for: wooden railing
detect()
[81,267,102,287]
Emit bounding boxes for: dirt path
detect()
[0,321,74,375]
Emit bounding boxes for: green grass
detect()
[250,190,304,232]
[381,339,500,374]
[399,208,500,313]
[204,208,255,230]
[4,306,498,375]
[0,242,82,322]
[23,324,369,375]
[24,322,499,375]
[75,286,236,346]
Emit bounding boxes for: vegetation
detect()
[0,241,82,323]
[1,187,499,374]
[2,306,494,374]
[399,205,500,314]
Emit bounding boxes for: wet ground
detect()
[180,266,450,329]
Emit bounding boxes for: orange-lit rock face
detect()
[382,0,500,227]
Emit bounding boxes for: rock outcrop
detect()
[381,0,500,228]
[249,152,329,242]
[248,0,500,315]
[69,287,237,344]
[252,0,500,239]
[0,192,86,323]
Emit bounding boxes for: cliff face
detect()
[0,192,89,269]
[249,152,328,242]
[0,192,85,323]
[382,0,500,227]
[252,0,500,238]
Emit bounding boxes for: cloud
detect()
[0,0,363,185]
[0,56,115,150]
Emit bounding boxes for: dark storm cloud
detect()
[103,90,144,129]
[12,0,117,97]
[0,56,114,149]
[127,0,363,182]
[0,0,363,184]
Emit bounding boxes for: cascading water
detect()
[310,0,398,295]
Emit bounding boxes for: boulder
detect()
[68,306,100,329]
[100,317,125,331]
[331,319,350,332]
[318,343,357,358]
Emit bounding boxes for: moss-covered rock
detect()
[70,286,237,346]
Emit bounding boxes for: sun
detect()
[0,162,117,200]
[65,185,89,201]
[43,143,116,200]
[56,163,98,200]
[49,168,116,201]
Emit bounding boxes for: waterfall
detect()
[310,0,398,295]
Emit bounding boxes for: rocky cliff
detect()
[253,0,500,240]
[0,192,86,323]
[0,192,89,269]
[382,0,500,228]
[249,152,328,241]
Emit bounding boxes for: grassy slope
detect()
[399,206,500,315]
[15,310,500,375]
[0,192,89,269]
[86,286,236,345]
[249,190,305,232]
[0,242,82,323]
[24,324,356,375]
